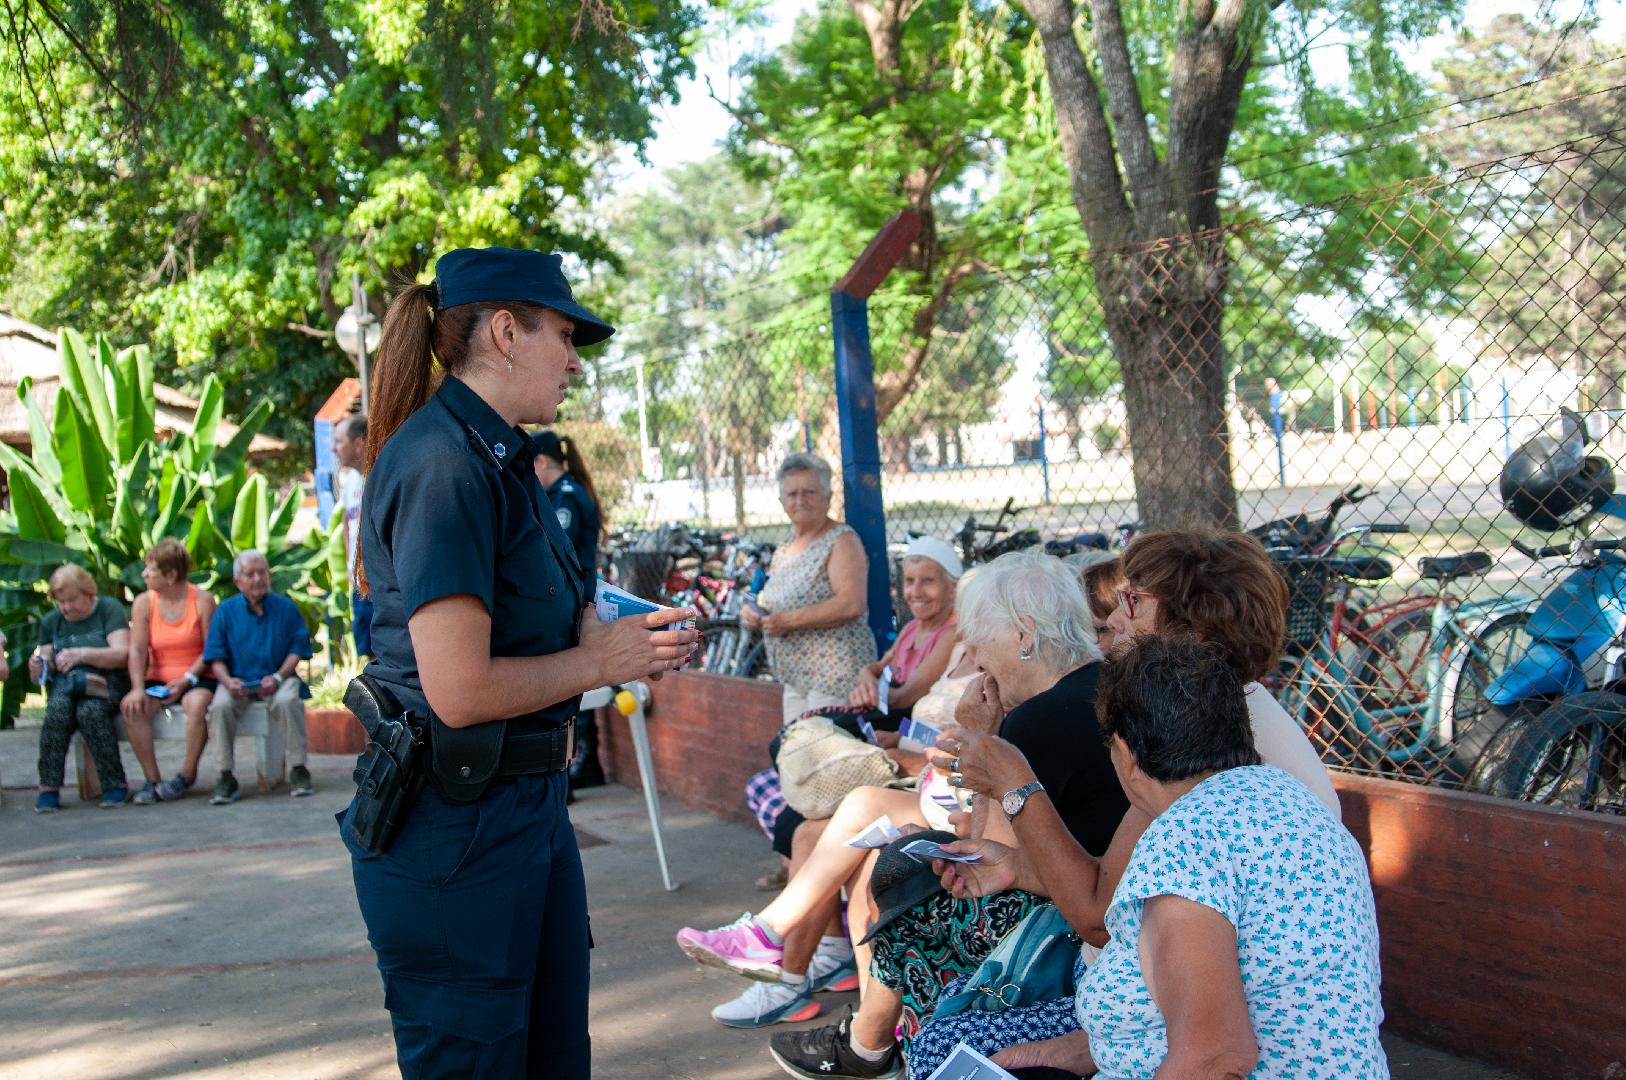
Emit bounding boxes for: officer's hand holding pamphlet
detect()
[594,579,697,630]
[593,579,698,676]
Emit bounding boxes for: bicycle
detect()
[1465,533,1626,813]
[692,538,774,679]
[953,497,1040,565]
[1273,542,1537,782]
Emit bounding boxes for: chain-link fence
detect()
[564,129,1626,813]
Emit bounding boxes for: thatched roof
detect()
[0,311,289,457]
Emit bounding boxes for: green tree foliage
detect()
[1009,0,1467,525]
[0,327,344,724]
[0,0,704,463]
[567,158,782,525]
[1433,15,1626,395]
[724,0,1069,427]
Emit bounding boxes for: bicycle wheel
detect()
[693,617,743,675]
[1487,690,1626,813]
[1359,608,1534,786]
[1436,611,1535,785]
[734,637,771,680]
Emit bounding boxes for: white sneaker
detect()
[808,946,859,993]
[710,979,821,1028]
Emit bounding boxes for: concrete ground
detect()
[0,721,1532,1080]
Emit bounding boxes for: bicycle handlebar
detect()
[1512,537,1626,560]
[1367,523,1412,534]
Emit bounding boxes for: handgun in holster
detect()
[345,673,427,855]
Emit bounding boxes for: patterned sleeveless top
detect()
[759,524,876,697]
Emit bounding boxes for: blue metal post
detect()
[1269,384,1286,486]
[314,418,337,524]
[1037,397,1051,504]
[1407,388,1418,429]
[831,291,894,651]
[1500,376,1513,459]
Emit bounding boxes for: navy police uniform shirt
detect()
[544,475,600,577]
[360,376,589,726]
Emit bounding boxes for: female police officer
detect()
[533,430,610,792]
[533,430,601,576]
[341,246,696,1078]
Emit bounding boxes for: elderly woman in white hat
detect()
[849,536,963,716]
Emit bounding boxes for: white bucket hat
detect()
[903,536,964,580]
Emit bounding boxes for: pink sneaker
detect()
[676,913,785,981]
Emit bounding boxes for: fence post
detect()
[1268,380,1286,486]
[1500,375,1512,459]
[1037,395,1051,504]
[832,211,923,652]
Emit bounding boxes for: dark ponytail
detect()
[366,282,439,479]
[356,282,437,597]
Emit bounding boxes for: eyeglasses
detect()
[1117,588,1154,620]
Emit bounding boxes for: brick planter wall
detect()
[597,670,781,825]
[306,706,367,756]
[598,672,1626,1080]
[1336,775,1626,1080]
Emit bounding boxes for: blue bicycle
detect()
[1462,409,1626,813]
[1275,538,1537,783]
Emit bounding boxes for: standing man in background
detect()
[333,412,374,659]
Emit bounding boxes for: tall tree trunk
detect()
[1100,237,1237,526]
[732,447,748,531]
[1022,0,1260,528]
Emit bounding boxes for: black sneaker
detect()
[210,771,241,806]
[768,1009,902,1079]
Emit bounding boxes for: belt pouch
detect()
[429,715,508,803]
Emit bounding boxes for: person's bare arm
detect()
[126,594,150,686]
[1002,794,1146,946]
[411,597,697,728]
[191,591,216,682]
[851,644,895,707]
[1143,895,1258,1079]
[889,625,956,710]
[60,628,129,670]
[763,532,867,634]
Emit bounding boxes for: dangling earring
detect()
[1019,643,1033,662]
[502,351,514,374]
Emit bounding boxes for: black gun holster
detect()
[345,674,427,856]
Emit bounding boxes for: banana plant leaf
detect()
[6,467,65,544]
[18,379,62,488]
[52,387,112,512]
[231,473,270,554]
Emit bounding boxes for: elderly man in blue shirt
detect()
[204,549,314,804]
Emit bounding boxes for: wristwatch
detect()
[1001,780,1044,818]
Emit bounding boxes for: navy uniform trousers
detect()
[342,771,588,1078]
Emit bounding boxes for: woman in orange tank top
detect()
[118,538,218,804]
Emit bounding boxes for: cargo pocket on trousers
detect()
[383,973,527,1046]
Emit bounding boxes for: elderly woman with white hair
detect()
[678,550,1130,1072]
[745,452,876,723]
[850,535,962,717]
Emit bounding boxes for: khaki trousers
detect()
[208,679,307,773]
